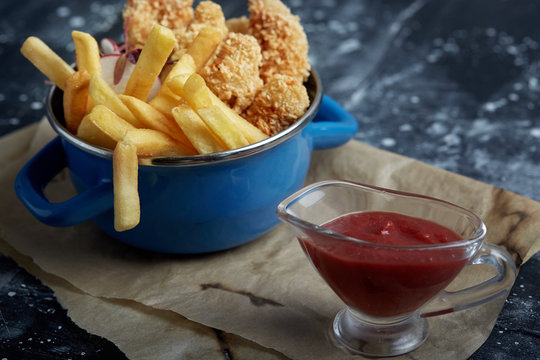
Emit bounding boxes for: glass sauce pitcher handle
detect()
[420,243,517,317]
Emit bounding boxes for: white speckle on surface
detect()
[381,138,396,147]
[410,95,420,104]
[18,94,28,102]
[427,122,447,136]
[443,133,461,147]
[65,42,75,52]
[506,45,519,55]
[69,16,85,28]
[7,291,16,297]
[288,0,302,7]
[508,93,519,101]
[485,27,497,37]
[335,38,362,55]
[0,93,5,101]
[530,128,540,138]
[426,49,443,63]
[56,6,71,17]
[399,123,413,132]
[483,98,507,112]
[58,325,62,330]
[513,82,524,91]
[442,41,460,54]
[528,77,539,90]
[30,101,43,110]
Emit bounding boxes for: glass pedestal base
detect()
[332,308,429,357]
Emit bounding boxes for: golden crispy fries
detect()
[186,27,223,71]
[113,139,140,232]
[197,105,250,150]
[77,105,136,149]
[182,74,268,144]
[119,94,196,154]
[148,92,185,116]
[162,73,192,98]
[149,54,195,112]
[63,70,91,134]
[123,128,194,156]
[149,27,221,111]
[72,31,102,76]
[89,74,143,128]
[20,36,74,90]
[124,24,176,100]
[172,104,225,154]
[163,53,196,85]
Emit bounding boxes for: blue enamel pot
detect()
[14,69,358,253]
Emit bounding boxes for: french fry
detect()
[186,27,223,70]
[124,24,176,100]
[89,74,143,128]
[149,27,221,110]
[172,104,225,154]
[113,139,140,232]
[123,128,194,156]
[149,54,195,112]
[20,36,74,90]
[148,90,186,117]
[163,73,192,98]
[63,70,91,134]
[72,31,102,76]
[77,105,135,149]
[182,74,268,144]
[197,105,250,150]
[119,94,196,154]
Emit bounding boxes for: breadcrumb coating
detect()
[123,0,194,49]
[173,1,228,58]
[248,0,310,83]
[200,33,263,113]
[245,74,309,136]
[226,16,250,34]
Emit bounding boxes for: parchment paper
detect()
[1,119,539,359]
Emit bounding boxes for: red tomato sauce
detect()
[300,211,469,318]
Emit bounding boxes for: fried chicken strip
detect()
[244,74,309,136]
[200,32,263,113]
[123,0,194,49]
[248,0,310,83]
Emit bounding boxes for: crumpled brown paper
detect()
[1,119,539,360]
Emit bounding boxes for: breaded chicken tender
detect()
[123,0,194,49]
[200,33,263,113]
[245,74,309,136]
[248,0,310,83]
[173,1,228,58]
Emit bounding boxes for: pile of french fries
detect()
[21,24,269,232]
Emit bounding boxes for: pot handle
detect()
[14,137,113,226]
[308,95,358,150]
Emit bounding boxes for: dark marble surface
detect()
[1,0,539,359]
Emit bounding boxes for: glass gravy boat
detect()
[277,180,516,357]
